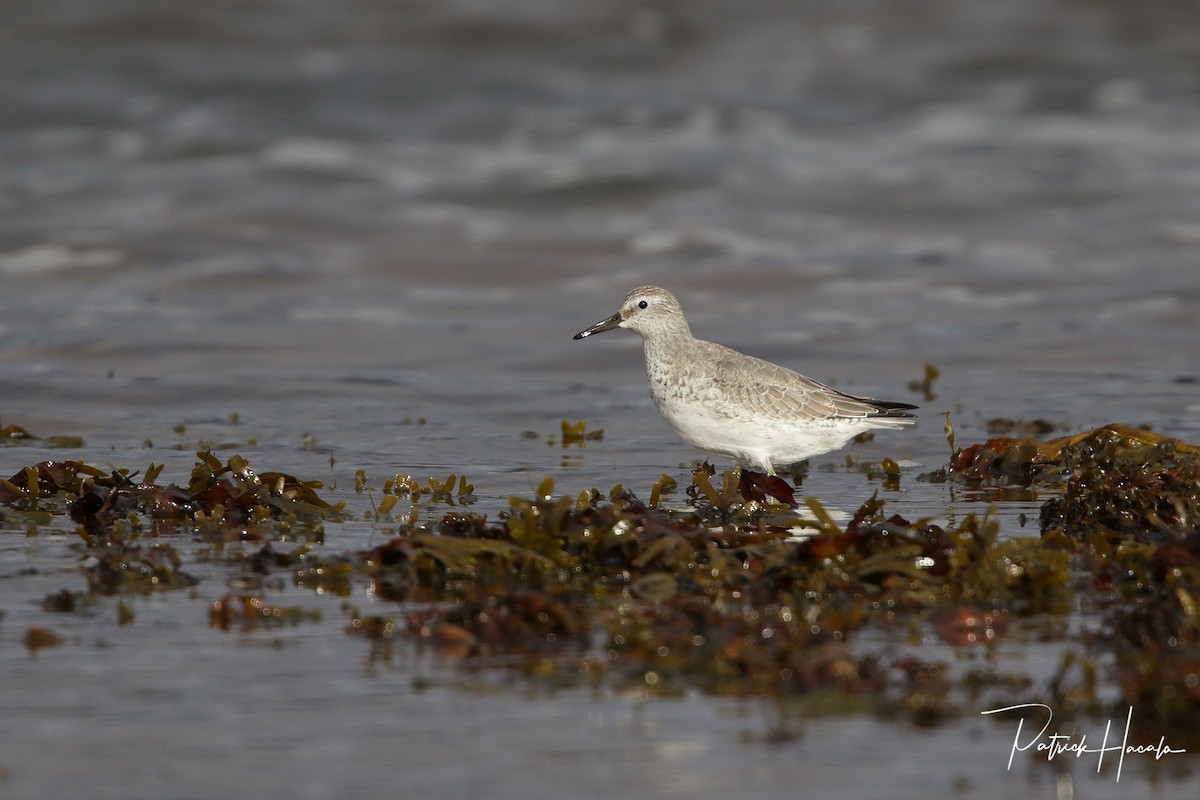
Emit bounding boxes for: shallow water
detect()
[2,1,1200,797]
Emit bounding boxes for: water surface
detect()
[2,1,1199,797]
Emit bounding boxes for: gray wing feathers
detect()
[700,346,904,423]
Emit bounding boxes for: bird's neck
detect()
[641,327,693,363]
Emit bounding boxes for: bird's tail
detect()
[869,400,918,422]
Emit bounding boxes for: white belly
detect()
[653,393,872,471]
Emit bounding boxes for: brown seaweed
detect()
[6,423,1200,731]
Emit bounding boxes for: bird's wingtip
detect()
[870,400,919,419]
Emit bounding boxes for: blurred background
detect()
[2,2,1199,798]
[2,0,1198,456]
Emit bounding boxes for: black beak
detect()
[573,312,622,340]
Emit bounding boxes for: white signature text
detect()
[980,703,1186,782]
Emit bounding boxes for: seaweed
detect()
[946,423,1200,724]
[948,423,1178,488]
[1039,426,1200,538]
[1,453,344,619]
[0,452,344,539]
[560,419,604,446]
[0,419,84,449]
[355,470,476,520]
[23,626,65,653]
[85,541,198,595]
[209,594,322,631]
[42,589,85,613]
[262,465,1068,716]
[6,422,1200,732]
[907,362,940,401]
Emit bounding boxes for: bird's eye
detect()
[638,300,648,309]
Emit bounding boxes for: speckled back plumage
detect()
[575,286,916,473]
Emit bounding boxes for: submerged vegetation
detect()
[950,423,1200,723]
[1,421,1199,734]
[2,418,84,449]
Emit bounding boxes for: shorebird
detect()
[573,286,917,475]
